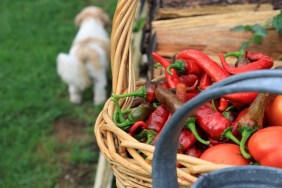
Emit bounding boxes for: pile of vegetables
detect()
[111,49,282,168]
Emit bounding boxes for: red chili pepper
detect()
[236,93,275,159]
[219,51,273,74]
[224,92,257,105]
[198,72,212,90]
[186,91,199,102]
[129,121,147,136]
[195,103,239,145]
[230,108,248,138]
[152,52,180,88]
[146,104,170,133]
[179,74,198,87]
[218,98,229,112]
[145,82,157,102]
[176,83,188,102]
[133,128,157,144]
[178,129,197,153]
[112,84,157,103]
[176,49,258,104]
[185,146,202,158]
[167,59,203,77]
[177,49,230,82]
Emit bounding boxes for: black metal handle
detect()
[152,69,282,188]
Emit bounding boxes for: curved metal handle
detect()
[152,69,282,188]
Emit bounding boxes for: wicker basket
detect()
[94,1,232,187]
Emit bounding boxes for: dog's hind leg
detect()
[93,71,107,105]
[69,85,82,104]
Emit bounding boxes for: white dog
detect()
[57,6,110,105]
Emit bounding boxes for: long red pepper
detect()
[185,146,202,158]
[218,98,229,112]
[152,52,180,88]
[219,51,273,74]
[167,59,203,77]
[236,93,275,159]
[176,83,188,102]
[178,129,197,153]
[177,49,258,104]
[179,74,198,87]
[177,49,230,82]
[129,121,147,136]
[194,102,240,144]
[198,72,212,90]
[146,104,170,133]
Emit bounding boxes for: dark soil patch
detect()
[53,117,99,188]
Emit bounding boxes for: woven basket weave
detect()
[94,1,232,187]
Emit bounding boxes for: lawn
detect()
[0,0,116,187]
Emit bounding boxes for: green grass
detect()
[0,0,116,187]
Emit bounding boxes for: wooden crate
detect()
[151,3,282,68]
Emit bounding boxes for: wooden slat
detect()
[156,3,273,20]
[152,10,282,60]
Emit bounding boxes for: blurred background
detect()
[0,0,116,187]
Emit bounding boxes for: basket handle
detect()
[111,0,139,94]
[152,69,282,188]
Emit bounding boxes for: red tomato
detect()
[200,143,250,165]
[265,95,282,126]
[248,126,282,168]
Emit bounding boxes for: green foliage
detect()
[133,17,146,32]
[231,24,269,50]
[231,10,282,51]
[70,144,99,164]
[272,10,282,35]
[0,0,116,187]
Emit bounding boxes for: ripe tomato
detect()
[200,143,250,165]
[248,126,282,168]
[265,95,282,126]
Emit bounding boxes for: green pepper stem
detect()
[146,130,157,144]
[112,86,146,99]
[166,60,185,75]
[112,97,125,122]
[224,50,244,58]
[154,63,162,68]
[239,126,255,159]
[221,127,240,145]
[185,118,210,145]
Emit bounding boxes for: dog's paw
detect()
[69,93,82,105]
[94,91,106,106]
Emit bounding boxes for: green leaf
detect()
[252,34,264,44]
[231,25,246,31]
[251,24,269,37]
[133,17,146,32]
[272,10,282,35]
[240,41,250,51]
